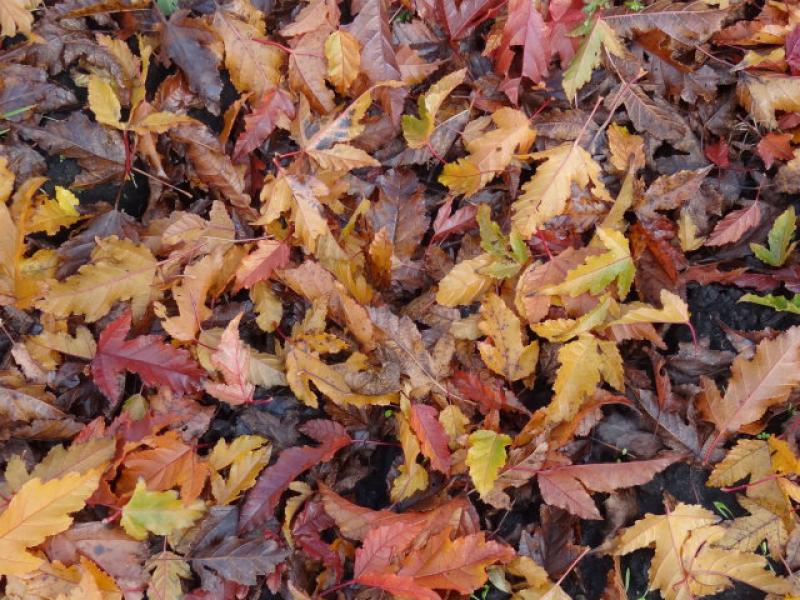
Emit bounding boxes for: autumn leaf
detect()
[0,0,41,38]
[757,132,793,169]
[477,293,539,381]
[562,18,624,102]
[436,253,496,307]
[91,310,204,402]
[204,313,256,406]
[36,236,157,322]
[234,239,290,291]
[146,551,191,600]
[239,420,351,532]
[392,407,429,501]
[608,289,689,326]
[439,107,536,196]
[705,202,762,247]
[409,404,451,475]
[466,429,512,497]
[705,327,800,456]
[120,479,205,540]
[325,30,361,94]
[402,68,466,149]
[0,469,100,576]
[87,75,122,129]
[209,435,271,505]
[750,206,796,266]
[738,73,800,129]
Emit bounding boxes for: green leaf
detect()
[562,19,624,102]
[478,205,507,258]
[750,206,796,267]
[739,293,800,314]
[121,479,205,540]
[157,0,179,16]
[466,430,512,497]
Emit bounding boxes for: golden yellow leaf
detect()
[0,156,14,204]
[436,253,495,307]
[477,293,539,381]
[607,123,645,173]
[608,290,689,326]
[8,438,114,493]
[36,236,155,321]
[28,187,84,235]
[0,469,101,576]
[324,30,361,94]
[285,344,397,408]
[210,439,271,505]
[717,496,786,556]
[678,208,706,251]
[391,407,429,502]
[306,143,380,171]
[562,18,624,102]
[251,281,283,332]
[439,404,469,449]
[146,551,190,600]
[512,143,611,237]
[88,75,123,129]
[214,10,283,99]
[531,295,611,342]
[466,429,511,498]
[439,108,535,196]
[402,68,466,149]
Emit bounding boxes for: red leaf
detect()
[204,313,255,406]
[233,89,295,162]
[354,522,426,577]
[234,240,290,291]
[537,455,680,519]
[90,310,203,402]
[238,420,351,533]
[409,404,451,475]
[787,24,800,75]
[704,139,730,168]
[431,197,478,242]
[451,370,506,413]
[705,202,762,247]
[354,571,440,600]
[438,0,506,40]
[757,133,794,169]
[319,483,469,540]
[495,0,550,83]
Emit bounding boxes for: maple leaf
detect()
[409,404,451,475]
[495,0,550,84]
[0,469,100,576]
[91,310,204,402]
[325,30,361,94]
[750,206,796,267]
[717,496,787,556]
[36,236,156,322]
[562,18,624,102]
[542,227,635,299]
[239,419,351,532]
[120,479,205,540]
[402,68,466,149]
[466,429,512,497]
[705,326,800,455]
[233,88,295,161]
[439,107,536,196]
[478,293,539,381]
[209,435,271,505]
[204,313,256,406]
[536,455,680,519]
[705,202,762,247]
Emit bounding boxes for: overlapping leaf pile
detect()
[3,0,800,598]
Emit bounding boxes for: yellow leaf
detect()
[0,156,14,204]
[132,111,195,134]
[439,404,469,449]
[146,551,191,600]
[214,10,283,99]
[285,344,397,408]
[211,445,271,505]
[607,123,645,173]
[9,438,115,493]
[120,480,205,541]
[439,108,535,196]
[738,73,800,130]
[36,236,157,322]
[608,290,689,326]
[0,469,101,576]
[436,253,495,307]
[542,228,635,299]
[28,187,84,235]
[306,143,380,171]
[678,208,706,251]
[251,282,283,333]
[531,295,612,342]
[546,334,602,425]
[512,143,611,237]
[601,170,635,231]
[209,435,269,471]
[477,293,539,381]
[24,323,96,369]
[87,75,123,129]
[324,30,361,94]
[283,481,313,546]
[466,429,511,498]
[0,0,41,38]
[402,68,466,149]
[717,496,786,556]
[562,18,624,102]
[391,409,429,502]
